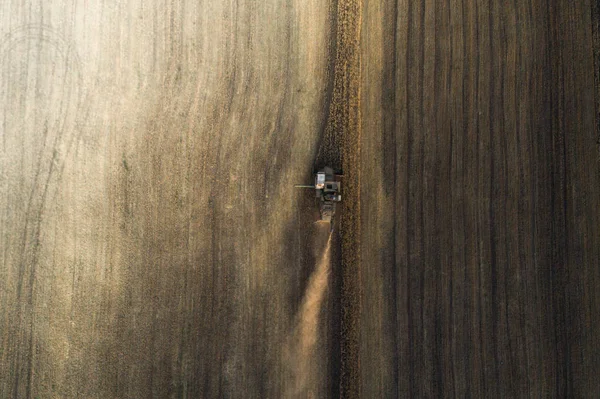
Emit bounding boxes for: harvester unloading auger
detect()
[295,167,343,230]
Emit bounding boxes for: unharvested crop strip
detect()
[322,0,362,397]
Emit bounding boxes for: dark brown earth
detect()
[1,0,599,398]
[361,0,600,397]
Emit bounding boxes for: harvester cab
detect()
[295,167,342,226]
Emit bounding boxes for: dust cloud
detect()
[284,226,332,398]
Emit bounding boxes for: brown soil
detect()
[1,1,599,398]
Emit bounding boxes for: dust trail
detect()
[284,228,332,398]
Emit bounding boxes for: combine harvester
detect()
[295,167,342,231]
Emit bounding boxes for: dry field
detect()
[1,0,598,398]
[361,0,600,397]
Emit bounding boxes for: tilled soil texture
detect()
[361,0,600,397]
